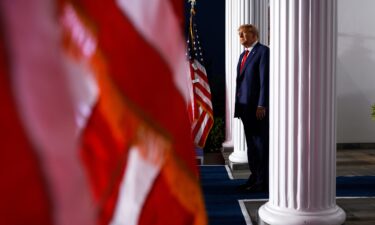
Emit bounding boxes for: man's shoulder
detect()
[257,42,269,51]
[253,43,269,58]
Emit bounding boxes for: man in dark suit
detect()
[234,24,269,192]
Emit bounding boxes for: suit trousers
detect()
[240,116,269,187]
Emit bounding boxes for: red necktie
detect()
[240,50,249,73]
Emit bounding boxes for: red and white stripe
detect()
[190,59,214,148]
[116,0,190,104]
[111,1,190,225]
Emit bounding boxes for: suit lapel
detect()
[240,43,260,76]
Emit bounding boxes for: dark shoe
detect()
[246,184,264,192]
[248,183,269,193]
[236,183,256,192]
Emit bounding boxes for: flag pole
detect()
[188,0,196,42]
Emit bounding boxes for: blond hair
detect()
[238,24,259,38]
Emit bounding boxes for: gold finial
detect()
[188,0,197,42]
[188,0,196,6]
[189,0,196,14]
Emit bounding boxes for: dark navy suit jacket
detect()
[234,42,269,134]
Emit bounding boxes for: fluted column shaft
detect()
[225,0,269,163]
[223,0,237,150]
[258,0,345,224]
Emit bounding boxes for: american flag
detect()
[187,0,214,148]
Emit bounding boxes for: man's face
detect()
[239,28,257,48]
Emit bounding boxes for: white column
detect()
[258,0,346,224]
[226,0,252,163]
[222,0,235,150]
[225,0,269,164]
[254,0,270,45]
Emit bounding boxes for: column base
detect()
[258,202,346,225]
[228,150,247,164]
[228,150,248,171]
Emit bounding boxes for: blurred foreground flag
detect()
[187,0,214,148]
[0,0,207,225]
[0,21,54,225]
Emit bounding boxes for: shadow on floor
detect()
[203,152,226,165]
